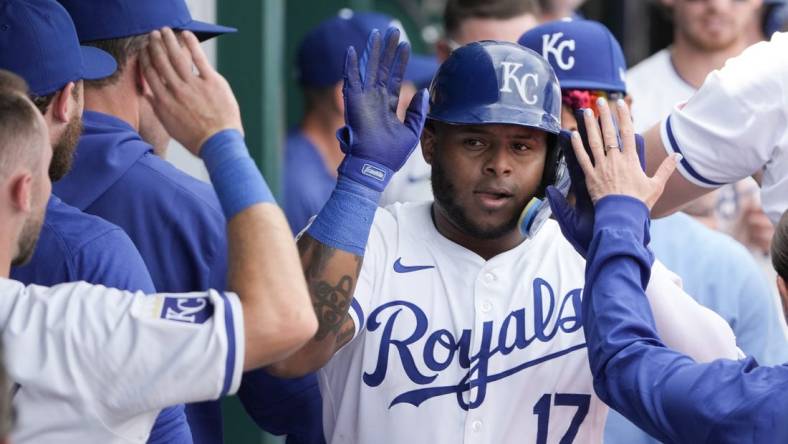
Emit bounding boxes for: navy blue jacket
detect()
[584,196,788,444]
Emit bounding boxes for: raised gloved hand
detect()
[336,27,429,192]
[546,108,647,257]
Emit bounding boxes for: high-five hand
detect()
[570,98,678,209]
[336,27,429,191]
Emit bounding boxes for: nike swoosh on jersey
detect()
[406,173,430,184]
[393,258,435,273]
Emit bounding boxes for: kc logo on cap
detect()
[542,32,576,71]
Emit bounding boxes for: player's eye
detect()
[512,142,530,152]
[463,138,487,150]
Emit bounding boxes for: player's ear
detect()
[332,81,344,116]
[134,55,151,97]
[7,170,33,214]
[421,121,436,165]
[50,82,76,124]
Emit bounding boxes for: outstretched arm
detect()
[584,197,788,443]
[268,28,428,377]
[141,28,317,369]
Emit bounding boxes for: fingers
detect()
[570,130,595,179]
[147,30,181,90]
[343,46,361,91]
[360,30,382,87]
[376,28,400,88]
[140,36,168,102]
[614,99,637,159]
[652,153,680,189]
[403,89,429,137]
[161,27,193,81]
[182,31,212,79]
[388,42,410,98]
[581,108,605,163]
[596,98,620,156]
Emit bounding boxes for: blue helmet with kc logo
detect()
[427,40,562,134]
[427,41,567,239]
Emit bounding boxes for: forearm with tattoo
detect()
[298,234,363,350]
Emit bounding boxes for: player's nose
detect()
[483,145,514,177]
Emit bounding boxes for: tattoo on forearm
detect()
[299,235,363,343]
[312,275,353,340]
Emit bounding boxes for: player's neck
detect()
[670,37,749,89]
[431,204,524,260]
[84,83,141,132]
[301,112,345,174]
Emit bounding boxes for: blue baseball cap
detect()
[518,19,627,93]
[57,0,236,42]
[0,0,116,96]
[297,9,437,89]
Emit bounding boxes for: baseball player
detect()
[644,31,788,225]
[560,97,788,443]
[0,0,189,440]
[55,1,320,442]
[268,29,740,443]
[0,26,316,444]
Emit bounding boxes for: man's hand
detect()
[571,98,678,210]
[336,27,429,189]
[140,27,243,155]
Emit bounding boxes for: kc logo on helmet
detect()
[542,32,576,71]
[499,62,539,105]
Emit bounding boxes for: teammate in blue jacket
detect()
[0,1,189,441]
[54,1,322,442]
[552,96,788,443]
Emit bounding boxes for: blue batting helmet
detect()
[427,40,562,135]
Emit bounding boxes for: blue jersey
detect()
[11,195,192,444]
[55,111,323,444]
[605,212,788,444]
[585,196,788,444]
[282,130,335,234]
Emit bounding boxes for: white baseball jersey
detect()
[1,278,244,444]
[318,203,738,444]
[626,48,696,133]
[660,32,788,225]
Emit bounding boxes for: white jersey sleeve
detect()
[3,279,244,442]
[660,34,788,188]
[645,261,741,362]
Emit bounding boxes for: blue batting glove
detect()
[547,110,647,257]
[335,27,429,192]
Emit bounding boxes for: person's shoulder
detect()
[44,198,130,255]
[627,48,671,81]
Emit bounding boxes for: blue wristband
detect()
[306,175,381,256]
[337,154,394,192]
[200,129,275,219]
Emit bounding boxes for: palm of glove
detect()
[548,110,647,257]
[337,28,429,181]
